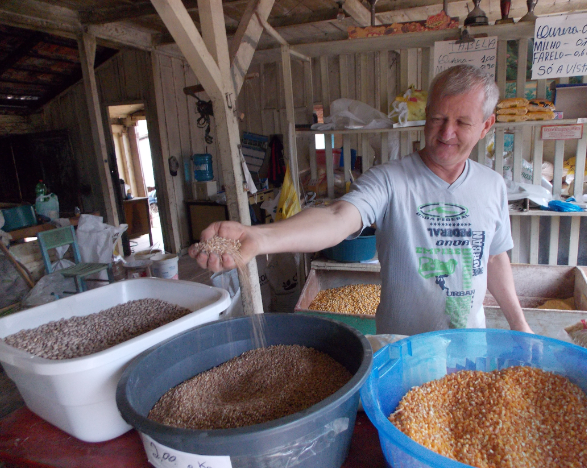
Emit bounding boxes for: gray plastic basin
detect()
[116,313,373,468]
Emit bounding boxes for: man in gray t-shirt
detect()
[339,152,512,335]
[191,64,533,336]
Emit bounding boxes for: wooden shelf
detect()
[296,119,583,136]
[509,209,587,217]
[311,258,381,272]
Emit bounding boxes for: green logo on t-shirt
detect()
[418,257,457,279]
[417,203,468,219]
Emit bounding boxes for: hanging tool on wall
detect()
[193,95,214,145]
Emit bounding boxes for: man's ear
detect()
[480,113,496,139]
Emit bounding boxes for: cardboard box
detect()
[194,180,217,200]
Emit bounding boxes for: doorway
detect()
[107,103,163,254]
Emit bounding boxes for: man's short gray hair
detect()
[427,65,499,121]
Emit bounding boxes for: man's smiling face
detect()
[421,86,495,179]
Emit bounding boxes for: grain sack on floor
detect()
[3,299,192,360]
[148,344,352,430]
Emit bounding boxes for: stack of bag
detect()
[496,98,555,122]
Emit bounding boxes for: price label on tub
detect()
[141,434,233,468]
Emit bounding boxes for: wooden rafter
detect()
[80,0,247,25]
[77,32,118,226]
[80,0,199,25]
[343,0,382,26]
[229,0,274,96]
[150,0,264,316]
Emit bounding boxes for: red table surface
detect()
[0,408,387,468]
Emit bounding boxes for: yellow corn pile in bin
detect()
[309,284,380,316]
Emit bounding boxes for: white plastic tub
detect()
[0,278,230,443]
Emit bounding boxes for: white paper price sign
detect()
[532,12,587,79]
[141,434,233,468]
[433,37,497,79]
[541,124,584,140]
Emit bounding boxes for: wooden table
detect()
[0,408,386,468]
[7,216,83,242]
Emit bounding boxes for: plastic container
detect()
[134,249,162,261]
[35,192,59,220]
[117,313,373,468]
[151,253,179,279]
[192,153,213,181]
[35,180,47,198]
[1,205,37,231]
[360,329,587,468]
[0,278,230,443]
[322,227,376,262]
[339,148,357,170]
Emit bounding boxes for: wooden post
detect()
[77,32,118,226]
[281,44,300,196]
[151,0,263,315]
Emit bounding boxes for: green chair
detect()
[37,225,114,293]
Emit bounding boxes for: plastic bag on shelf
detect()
[311,98,394,131]
[506,180,552,208]
[389,86,427,126]
[541,198,585,212]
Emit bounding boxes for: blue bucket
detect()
[192,154,213,182]
[361,329,587,468]
[322,227,376,262]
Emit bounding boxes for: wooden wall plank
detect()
[511,217,521,263]
[553,140,565,200]
[339,54,349,99]
[529,216,540,264]
[549,217,560,265]
[496,40,507,99]
[569,217,581,266]
[304,59,317,181]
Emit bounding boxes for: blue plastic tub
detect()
[322,227,376,262]
[360,329,587,468]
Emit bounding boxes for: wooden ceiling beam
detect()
[0,0,155,50]
[0,0,79,37]
[80,0,199,25]
[80,0,248,25]
[150,0,223,99]
[229,0,274,95]
[343,0,382,27]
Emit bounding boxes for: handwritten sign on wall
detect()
[433,37,497,79]
[531,12,587,79]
